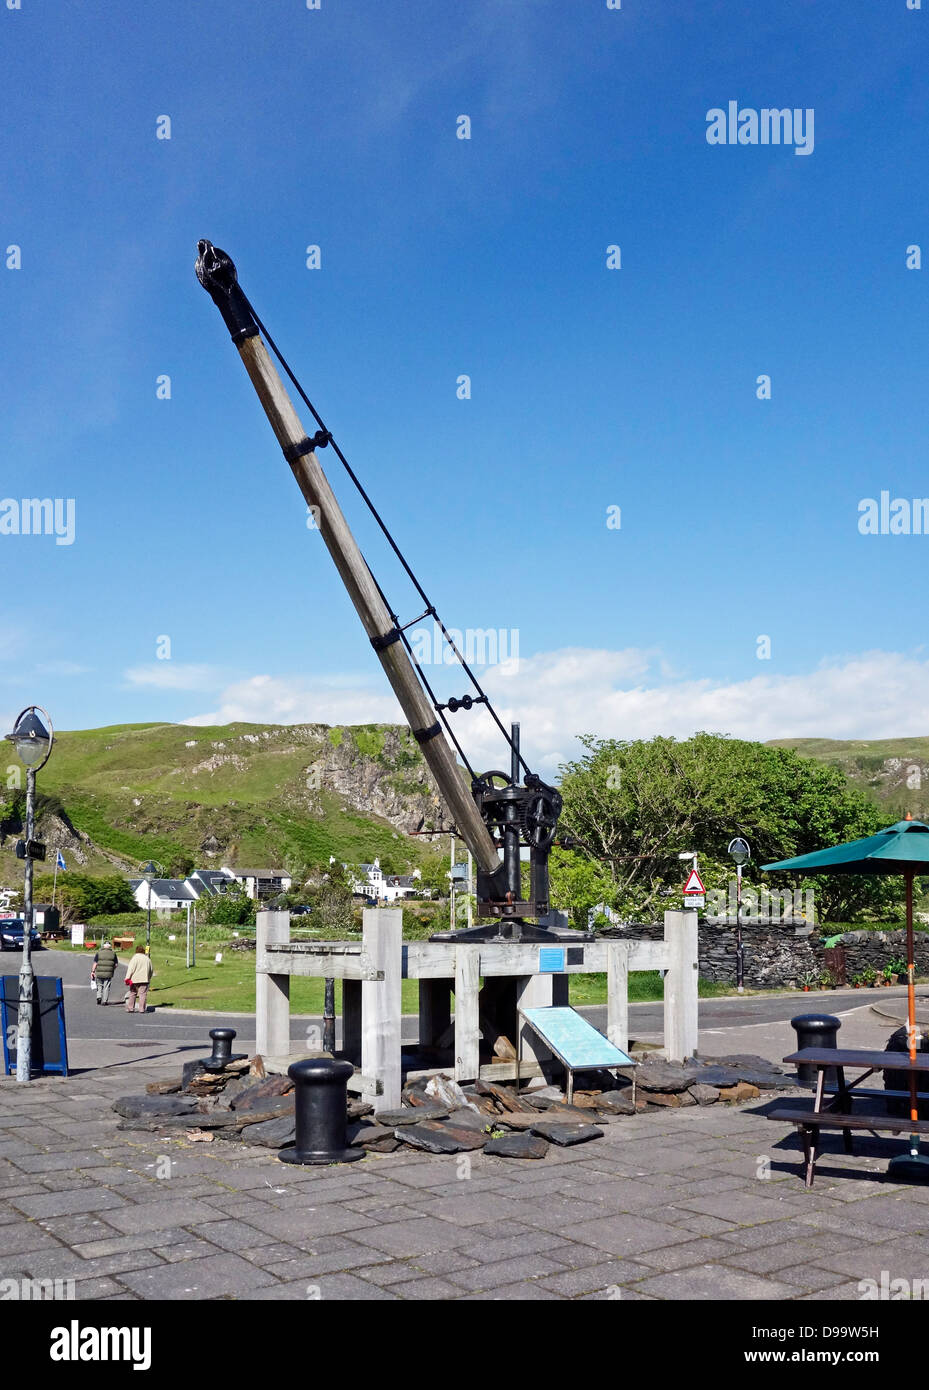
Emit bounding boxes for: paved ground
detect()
[2,991,929,1301]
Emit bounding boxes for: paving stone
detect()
[188,1219,281,1253]
[103,1197,227,1234]
[458,1281,566,1300]
[1,1222,67,1255]
[117,1252,277,1299]
[11,1189,129,1220]
[635,1237,743,1272]
[350,1216,472,1258]
[632,1262,796,1300]
[537,1259,654,1297]
[448,1252,568,1291]
[569,1213,694,1259]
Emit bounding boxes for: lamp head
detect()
[4,707,52,769]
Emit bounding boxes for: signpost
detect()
[683,867,705,910]
[728,837,751,993]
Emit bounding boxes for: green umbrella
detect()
[763,817,929,1178]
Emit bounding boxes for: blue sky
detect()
[1,0,928,774]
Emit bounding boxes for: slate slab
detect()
[230,1076,293,1113]
[378,1104,451,1126]
[530,1121,604,1146]
[484,1133,549,1159]
[592,1090,636,1115]
[688,1066,741,1088]
[113,1095,199,1119]
[396,1123,475,1154]
[239,1115,296,1148]
[689,1083,720,1105]
[635,1061,702,1092]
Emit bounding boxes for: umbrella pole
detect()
[888,868,929,1177]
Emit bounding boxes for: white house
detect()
[348,858,422,904]
[130,878,198,915]
[220,866,293,901]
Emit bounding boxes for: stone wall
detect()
[605,920,929,989]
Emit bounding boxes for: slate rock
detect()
[377,1103,450,1126]
[530,1120,604,1146]
[594,1090,636,1115]
[113,1094,199,1119]
[496,1107,593,1130]
[145,1079,182,1096]
[705,1054,785,1075]
[346,1098,375,1120]
[396,1122,475,1154]
[646,1092,681,1108]
[689,1083,720,1105]
[689,1066,741,1088]
[678,1090,697,1107]
[734,1070,796,1091]
[442,1107,490,1133]
[350,1124,400,1150]
[717,1082,761,1103]
[484,1132,549,1159]
[239,1115,296,1147]
[424,1075,480,1113]
[522,1085,566,1109]
[234,1095,295,1127]
[635,1061,702,1093]
[182,1060,207,1089]
[231,1075,293,1113]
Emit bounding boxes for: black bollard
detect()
[279,1057,364,1165]
[206,1027,243,1071]
[790,1013,841,1087]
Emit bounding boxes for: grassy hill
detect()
[768,736,929,821]
[0,720,450,882]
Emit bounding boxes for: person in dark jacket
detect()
[92,941,118,1005]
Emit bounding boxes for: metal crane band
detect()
[282,432,333,463]
[412,723,442,745]
[370,628,402,653]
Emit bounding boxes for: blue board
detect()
[538,947,566,974]
[0,975,69,1076]
[520,1006,635,1071]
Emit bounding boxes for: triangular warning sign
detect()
[683,869,705,894]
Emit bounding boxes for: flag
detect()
[56,851,66,871]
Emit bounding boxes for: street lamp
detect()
[4,706,53,1083]
[728,837,751,994]
[141,861,157,950]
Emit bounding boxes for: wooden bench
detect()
[770,1048,929,1186]
[767,1105,929,1187]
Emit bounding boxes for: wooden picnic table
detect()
[769,1047,929,1186]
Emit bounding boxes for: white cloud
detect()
[123,663,225,693]
[177,646,929,779]
[182,673,402,728]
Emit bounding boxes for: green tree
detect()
[198,882,254,927]
[310,863,355,934]
[558,733,901,923]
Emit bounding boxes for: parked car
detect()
[0,920,42,951]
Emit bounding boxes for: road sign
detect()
[683,868,705,895]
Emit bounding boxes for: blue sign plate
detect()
[520,1006,634,1071]
[538,947,566,974]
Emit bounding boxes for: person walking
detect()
[124,946,154,1014]
[91,940,118,1005]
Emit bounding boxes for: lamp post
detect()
[728,837,751,993]
[4,706,53,1083]
[141,861,157,950]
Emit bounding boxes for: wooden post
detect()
[664,909,699,1061]
[454,946,480,1082]
[418,978,452,1049]
[256,910,291,1058]
[342,979,362,1064]
[362,908,402,1113]
[606,941,629,1054]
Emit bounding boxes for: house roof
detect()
[135,879,197,901]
